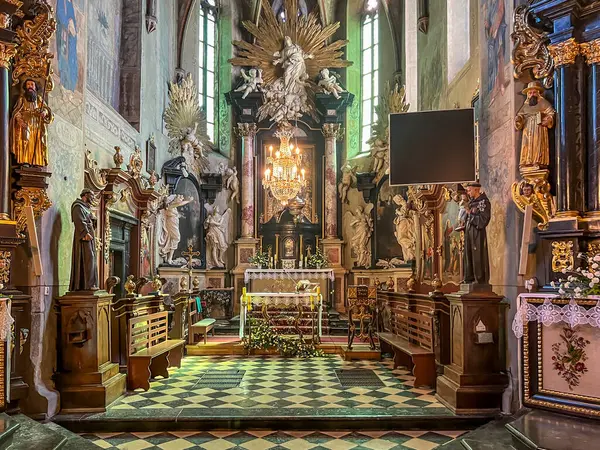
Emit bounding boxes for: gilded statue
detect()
[10,79,53,167]
[515,81,555,169]
[511,179,555,229]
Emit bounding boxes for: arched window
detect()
[199,0,218,143]
[361,0,379,154]
[447,0,470,82]
[404,0,418,111]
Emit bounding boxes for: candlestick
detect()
[299,234,304,260]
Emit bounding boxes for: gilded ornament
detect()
[84,149,107,190]
[180,276,189,292]
[127,146,144,179]
[151,275,162,293]
[124,275,137,296]
[587,242,600,258]
[0,42,16,69]
[113,146,124,168]
[236,122,257,138]
[551,241,574,273]
[580,39,600,65]
[321,123,341,139]
[0,251,11,285]
[192,277,200,290]
[13,187,52,237]
[512,167,555,230]
[0,13,10,29]
[511,4,554,87]
[548,38,579,67]
[432,274,442,293]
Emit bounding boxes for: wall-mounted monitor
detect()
[388,108,476,186]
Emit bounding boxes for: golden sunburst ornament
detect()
[229,0,352,122]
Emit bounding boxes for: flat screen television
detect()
[388,108,476,186]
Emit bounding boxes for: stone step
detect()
[43,422,103,450]
[3,413,67,450]
[0,414,19,450]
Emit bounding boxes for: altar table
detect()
[239,292,323,340]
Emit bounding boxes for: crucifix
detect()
[182,245,200,291]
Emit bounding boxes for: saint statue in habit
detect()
[515,81,555,168]
[69,189,99,291]
[462,182,491,286]
[10,79,53,167]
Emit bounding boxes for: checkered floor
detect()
[82,430,467,449]
[109,355,445,411]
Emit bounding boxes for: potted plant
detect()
[306,247,329,269]
[248,249,269,269]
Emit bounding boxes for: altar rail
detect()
[377,290,450,374]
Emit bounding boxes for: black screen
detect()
[388,108,476,186]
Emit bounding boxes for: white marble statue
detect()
[225,166,240,204]
[235,68,263,99]
[347,203,374,268]
[318,69,344,99]
[393,194,416,262]
[204,204,231,269]
[157,194,194,265]
[259,36,313,122]
[181,123,207,160]
[338,163,357,204]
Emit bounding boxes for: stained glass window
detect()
[199,1,218,143]
[360,2,379,154]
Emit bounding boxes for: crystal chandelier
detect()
[263,122,306,205]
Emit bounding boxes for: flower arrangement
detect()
[243,318,325,358]
[248,249,269,269]
[306,247,329,269]
[554,253,600,298]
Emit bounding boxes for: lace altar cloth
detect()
[512,294,600,339]
[0,298,13,341]
[244,268,335,283]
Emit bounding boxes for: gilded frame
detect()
[522,296,600,418]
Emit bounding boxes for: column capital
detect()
[236,122,257,138]
[580,39,600,65]
[548,38,579,67]
[321,122,341,139]
[0,42,16,70]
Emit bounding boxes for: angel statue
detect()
[347,204,374,268]
[338,163,357,204]
[318,69,345,99]
[234,68,263,99]
[393,194,416,262]
[157,194,194,265]
[204,204,231,269]
[219,163,240,204]
[164,73,211,173]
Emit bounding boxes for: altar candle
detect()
[299,235,304,259]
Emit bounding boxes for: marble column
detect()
[0,43,15,221]
[322,123,340,238]
[549,38,585,216]
[237,123,257,238]
[581,39,600,214]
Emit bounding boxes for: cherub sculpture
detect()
[318,68,345,99]
[219,163,240,204]
[234,68,263,99]
[338,163,357,204]
[371,139,388,178]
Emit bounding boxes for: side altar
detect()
[244,268,334,304]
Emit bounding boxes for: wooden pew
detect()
[127,312,185,391]
[378,309,436,388]
[187,297,216,345]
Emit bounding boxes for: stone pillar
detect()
[581,39,600,215]
[237,123,257,238]
[322,123,340,238]
[548,38,584,217]
[0,43,15,221]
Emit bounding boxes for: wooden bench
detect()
[187,297,216,344]
[128,311,185,391]
[378,309,436,388]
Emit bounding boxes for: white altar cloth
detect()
[244,268,335,283]
[239,292,323,339]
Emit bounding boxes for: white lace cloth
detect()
[0,298,13,341]
[512,294,600,338]
[244,268,335,283]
